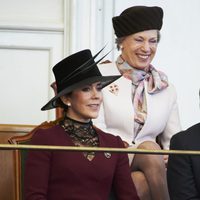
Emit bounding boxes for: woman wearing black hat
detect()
[24,49,139,200]
[94,6,181,200]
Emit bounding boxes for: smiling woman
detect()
[60,82,103,122]
[119,30,158,70]
[94,5,182,200]
[24,48,139,200]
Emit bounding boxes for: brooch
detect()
[108,84,119,96]
[104,152,112,159]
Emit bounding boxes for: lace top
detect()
[59,116,99,161]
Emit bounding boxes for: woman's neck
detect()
[65,115,91,124]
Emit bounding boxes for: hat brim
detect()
[41,75,121,111]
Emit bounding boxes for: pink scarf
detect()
[116,56,168,136]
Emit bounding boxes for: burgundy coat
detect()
[24,125,139,200]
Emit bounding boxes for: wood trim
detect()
[0,124,35,200]
[6,120,62,200]
[0,124,35,133]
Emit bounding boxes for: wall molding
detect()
[0,44,56,122]
[0,23,64,33]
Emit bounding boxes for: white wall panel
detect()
[0,31,63,125]
[0,0,64,28]
[0,47,50,124]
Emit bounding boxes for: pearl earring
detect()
[67,102,71,107]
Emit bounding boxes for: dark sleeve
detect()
[112,136,139,200]
[167,133,200,200]
[24,129,51,200]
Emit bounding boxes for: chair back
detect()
[0,124,35,200]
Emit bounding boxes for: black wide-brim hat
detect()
[112,6,163,38]
[41,48,121,111]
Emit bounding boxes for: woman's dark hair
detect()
[57,92,73,109]
[115,30,161,50]
[57,98,68,109]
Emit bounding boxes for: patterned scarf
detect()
[116,56,168,136]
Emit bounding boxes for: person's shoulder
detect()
[98,60,115,68]
[98,60,120,75]
[94,126,124,147]
[171,123,200,144]
[95,126,117,139]
[31,125,62,144]
[179,123,200,136]
[34,124,61,135]
[184,123,200,136]
[99,60,112,65]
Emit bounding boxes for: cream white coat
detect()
[94,63,182,149]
